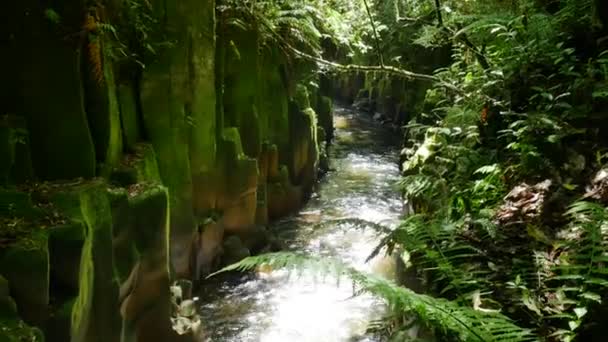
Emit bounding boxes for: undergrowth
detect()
[212,0,608,341]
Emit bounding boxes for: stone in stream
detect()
[222,236,251,266]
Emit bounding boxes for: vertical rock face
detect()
[0,0,333,341]
[141,0,218,278]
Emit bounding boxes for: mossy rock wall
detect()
[83,39,124,176]
[0,116,34,186]
[1,0,331,339]
[141,0,218,278]
[0,181,183,342]
[1,1,97,181]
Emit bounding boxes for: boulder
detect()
[222,236,251,266]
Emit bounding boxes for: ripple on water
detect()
[199,106,402,342]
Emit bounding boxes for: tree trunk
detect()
[434,0,443,26]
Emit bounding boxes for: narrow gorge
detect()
[2,1,608,341]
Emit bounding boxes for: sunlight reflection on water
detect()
[199,106,402,342]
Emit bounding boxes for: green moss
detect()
[144,0,217,250]
[46,299,74,342]
[110,143,162,187]
[48,222,86,294]
[216,128,259,197]
[0,275,18,318]
[0,116,34,186]
[70,224,94,342]
[220,128,245,161]
[294,84,311,110]
[0,120,16,186]
[83,41,124,177]
[277,165,290,184]
[0,190,42,218]
[0,230,49,327]
[70,183,121,342]
[106,188,136,283]
[0,319,44,342]
[140,58,196,265]
[34,181,121,341]
[316,96,334,142]
[20,41,96,180]
[287,102,320,189]
[117,83,141,151]
[258,48,290,160]
[129,185,170,256]
[222,26,262,158]
[187,14,217,177]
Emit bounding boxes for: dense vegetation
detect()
[217,0,608,341]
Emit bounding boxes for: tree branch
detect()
[434,0,444,26]
[239,4,464,95]
[285,43,463,94]
[363,0,385,67]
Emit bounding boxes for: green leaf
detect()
[580,292,602,303]
[592,90,608,98]
[568,320,580,331]
[44,8,61,24]
[573,307,588,319]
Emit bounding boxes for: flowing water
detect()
[199,106,403,342]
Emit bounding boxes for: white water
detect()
[199,106,402,342]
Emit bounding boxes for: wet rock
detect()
[316,96,334,143]
[288,103,320,192]
[317,127,330,174]
[237,225,272,253]
[190,221,224,280]
[169,279,201,338]
[222,236,251,265]
[216,128,259,234]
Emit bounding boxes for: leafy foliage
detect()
[209,0,608,341]
[384,0,608,341]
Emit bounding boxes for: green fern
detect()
[209,252,538,342]
[371,215,493,299]
[546,201,608,339]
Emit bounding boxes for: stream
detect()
[198,106,403,342]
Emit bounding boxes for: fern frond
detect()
[210,252,538,342]
[313,218,393,234]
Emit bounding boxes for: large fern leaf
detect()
[209,252,538,342]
